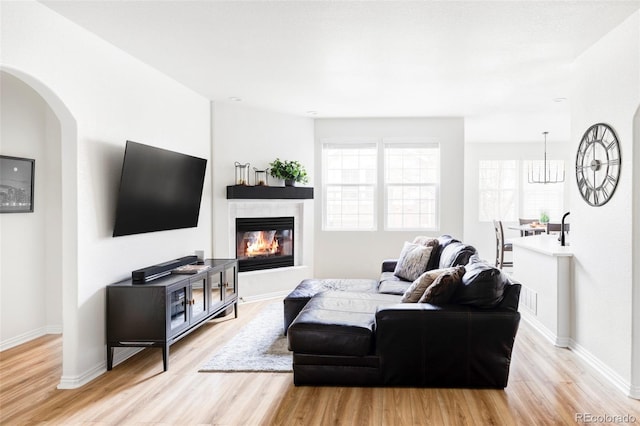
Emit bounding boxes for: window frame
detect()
[383,139,440,231]
[321,137,441,232]
[477,159,566,223]
[521,159,566,221]
[478,160,519,222]
[321,139,378,231]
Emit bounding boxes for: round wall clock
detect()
[575,123,621,206]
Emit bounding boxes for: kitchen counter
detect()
[511,234,573,257]
[511,234,573,347]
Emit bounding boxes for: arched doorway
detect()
[632,104,640,399]
[0,66,78,389]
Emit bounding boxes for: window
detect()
[384,143,439,230]
[522,160,565,221]
[478,160,518,222]
[323,142,377,230]
[322,139,440,231]
[478,159,565,222]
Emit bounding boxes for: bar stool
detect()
[493,220,513,269]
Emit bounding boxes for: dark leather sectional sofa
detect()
[285,235,521,388]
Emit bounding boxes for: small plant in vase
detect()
[540,212,550,224]
[269,158,309,186]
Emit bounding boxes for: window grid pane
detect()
[384,144,439,230]
[323,143,377,231]
[386,184,437,229]
[522,160,565,221]
[384,146,439,184]
[325,146,376,185]
[478,160,518,222]
[325,185,375,230]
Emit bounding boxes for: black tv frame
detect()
[112,141,207,237]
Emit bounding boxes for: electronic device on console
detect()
[132,255,198,283]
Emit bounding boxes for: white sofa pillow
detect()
[393,241,434,282]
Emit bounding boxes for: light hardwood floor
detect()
[1,298,639,425]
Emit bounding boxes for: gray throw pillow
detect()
[419,265,466,305]
[393,241,434,282]
[412,236,439,248]
[402,267,450,303]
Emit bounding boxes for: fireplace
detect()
[235,217,294,272]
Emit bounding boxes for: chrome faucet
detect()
[561,211,570,246]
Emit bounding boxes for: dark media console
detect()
[132,255,198,283]
[107,258,238,371]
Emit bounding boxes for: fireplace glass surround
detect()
[235,217,294,272]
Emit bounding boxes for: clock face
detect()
[575,123,621,206]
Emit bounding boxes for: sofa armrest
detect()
[374,304,520,388]
[381,259,398,273]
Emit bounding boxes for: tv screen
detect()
[112,141,207,237]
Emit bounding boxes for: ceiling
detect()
[40,1,640,143]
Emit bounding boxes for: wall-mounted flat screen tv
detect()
[112,141,207,237]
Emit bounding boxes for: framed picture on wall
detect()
[0,155,35,213]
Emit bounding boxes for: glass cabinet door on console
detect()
[169,278,207,333]
[224,264,238,302]
[190,276,208,323]
[208,270,224,314]
[169,284,189,334]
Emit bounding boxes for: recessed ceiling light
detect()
[306,110,318,115]
[228,97,242,102]
[553,97,567,103]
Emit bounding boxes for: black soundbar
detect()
[132,255,198,283]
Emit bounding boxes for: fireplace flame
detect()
[245,231,279,257]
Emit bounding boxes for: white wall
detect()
[313,118,464,279]
[632,105,640,397]
[211,101,315,299]
[1,1,211,388]
[570,11,639,396]
[44,101,63,329]
[0,72,62,349]
[464,141,571,259]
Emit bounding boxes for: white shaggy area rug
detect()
[199,302,292,373]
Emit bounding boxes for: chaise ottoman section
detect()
[287,291,400,356]
[283,278,378,334]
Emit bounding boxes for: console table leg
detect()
[107,346,114,371]
[162,344,169,371]
[234,302,238,318]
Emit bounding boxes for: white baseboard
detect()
[0,325,62,352]
[57,363,105,389]
[57,347,144,389]
[45,324,63,334]
[239,290,289,303]
[520,312,567,347]
[629,384,640,399]
[522,312,638,399]
[567,338,634,399]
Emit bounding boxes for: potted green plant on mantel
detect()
[269,158,309,186]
